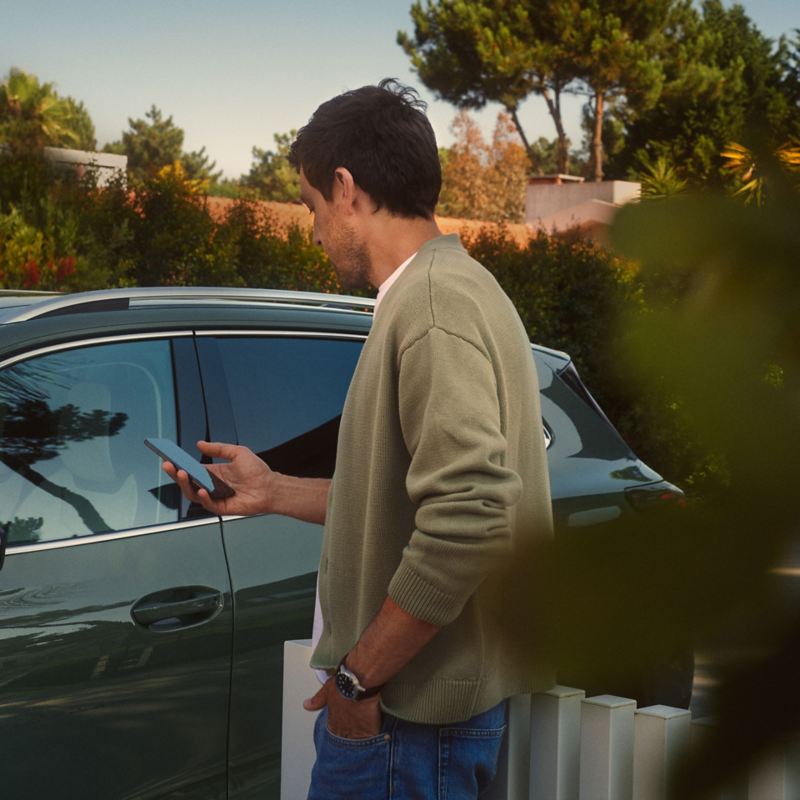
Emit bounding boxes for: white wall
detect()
[43,146,127,187]
[525,181,640,228]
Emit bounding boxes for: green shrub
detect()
[0,188,111,291]
[125,169,235,286]
[0,152,125,290]
[461,225,722,497]
[214,198,341,293]
[462,225,639,397]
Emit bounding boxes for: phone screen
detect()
[144,438,234,499]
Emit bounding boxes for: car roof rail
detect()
[3,286,376,323]
[0,289,61,297]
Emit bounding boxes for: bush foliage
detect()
[461,225,722,496]
[0,153,714,495]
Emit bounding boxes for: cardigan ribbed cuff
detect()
[388,560,466,627]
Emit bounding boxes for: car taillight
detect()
[625,481,686,512]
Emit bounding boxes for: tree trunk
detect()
[592,90,605,182]
[509,107,536,171]
[542,87,569,174]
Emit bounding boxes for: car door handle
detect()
[131,586,223,631]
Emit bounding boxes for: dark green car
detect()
[0,288,683,799]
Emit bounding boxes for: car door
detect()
[0,335,233,800]
[195,332,364,800]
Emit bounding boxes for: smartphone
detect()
[145,437,235,500]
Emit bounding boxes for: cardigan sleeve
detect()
[388,326,523,627]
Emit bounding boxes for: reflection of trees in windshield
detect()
[1,516,43,544]
[0,361,129,537]
[0,359,68,404]
[1,398,127,464]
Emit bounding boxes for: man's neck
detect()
[365,215,442,288]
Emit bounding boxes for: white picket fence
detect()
[281,640,800,800]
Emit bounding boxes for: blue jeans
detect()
[307,701,507,800]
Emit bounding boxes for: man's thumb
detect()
[303,684,327,711]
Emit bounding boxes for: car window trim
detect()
[4,517,222,556]
[173,337,211,519]
[194,330,368,342]
[0,331,195,371]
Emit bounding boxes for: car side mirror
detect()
[0,523,7,571]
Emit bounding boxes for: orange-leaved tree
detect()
[438,111,530,223]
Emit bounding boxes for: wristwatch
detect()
[334,661,382,701]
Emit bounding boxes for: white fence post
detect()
[633,705,691,800]
[530,686,585,800]
[579,695,636,800]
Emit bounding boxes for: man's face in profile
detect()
[299,170,371,291]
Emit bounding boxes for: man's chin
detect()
[334,267,372,292]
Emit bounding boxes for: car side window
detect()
[0,339,179,545]
[212,336,363,478]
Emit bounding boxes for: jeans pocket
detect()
[438,723,507,800]
[308,708,392,800]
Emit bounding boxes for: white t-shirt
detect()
[311,251,417,682]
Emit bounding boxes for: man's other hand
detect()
[304,678,382,739]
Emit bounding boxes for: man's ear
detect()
[332,167,357,213]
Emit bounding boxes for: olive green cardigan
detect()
[311,234,554,724]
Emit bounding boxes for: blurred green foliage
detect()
[607,145,800,795]
[463,224,725,498]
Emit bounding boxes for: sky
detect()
[1,0,797,178]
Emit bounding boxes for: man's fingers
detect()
[162,462,193,493]
[303,684,328,711]
[162,464,216,508]
[197,440,239,461]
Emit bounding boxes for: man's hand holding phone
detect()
[158,440,277,517]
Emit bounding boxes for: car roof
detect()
[0,287,376,324]
[0,290,62,321]
[0,287,571,368]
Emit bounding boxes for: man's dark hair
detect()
[289,79,441,219]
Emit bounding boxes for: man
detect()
[165,79,553,799]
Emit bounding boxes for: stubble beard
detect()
[332,232,372,291]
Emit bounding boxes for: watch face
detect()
[335,670,357,700]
